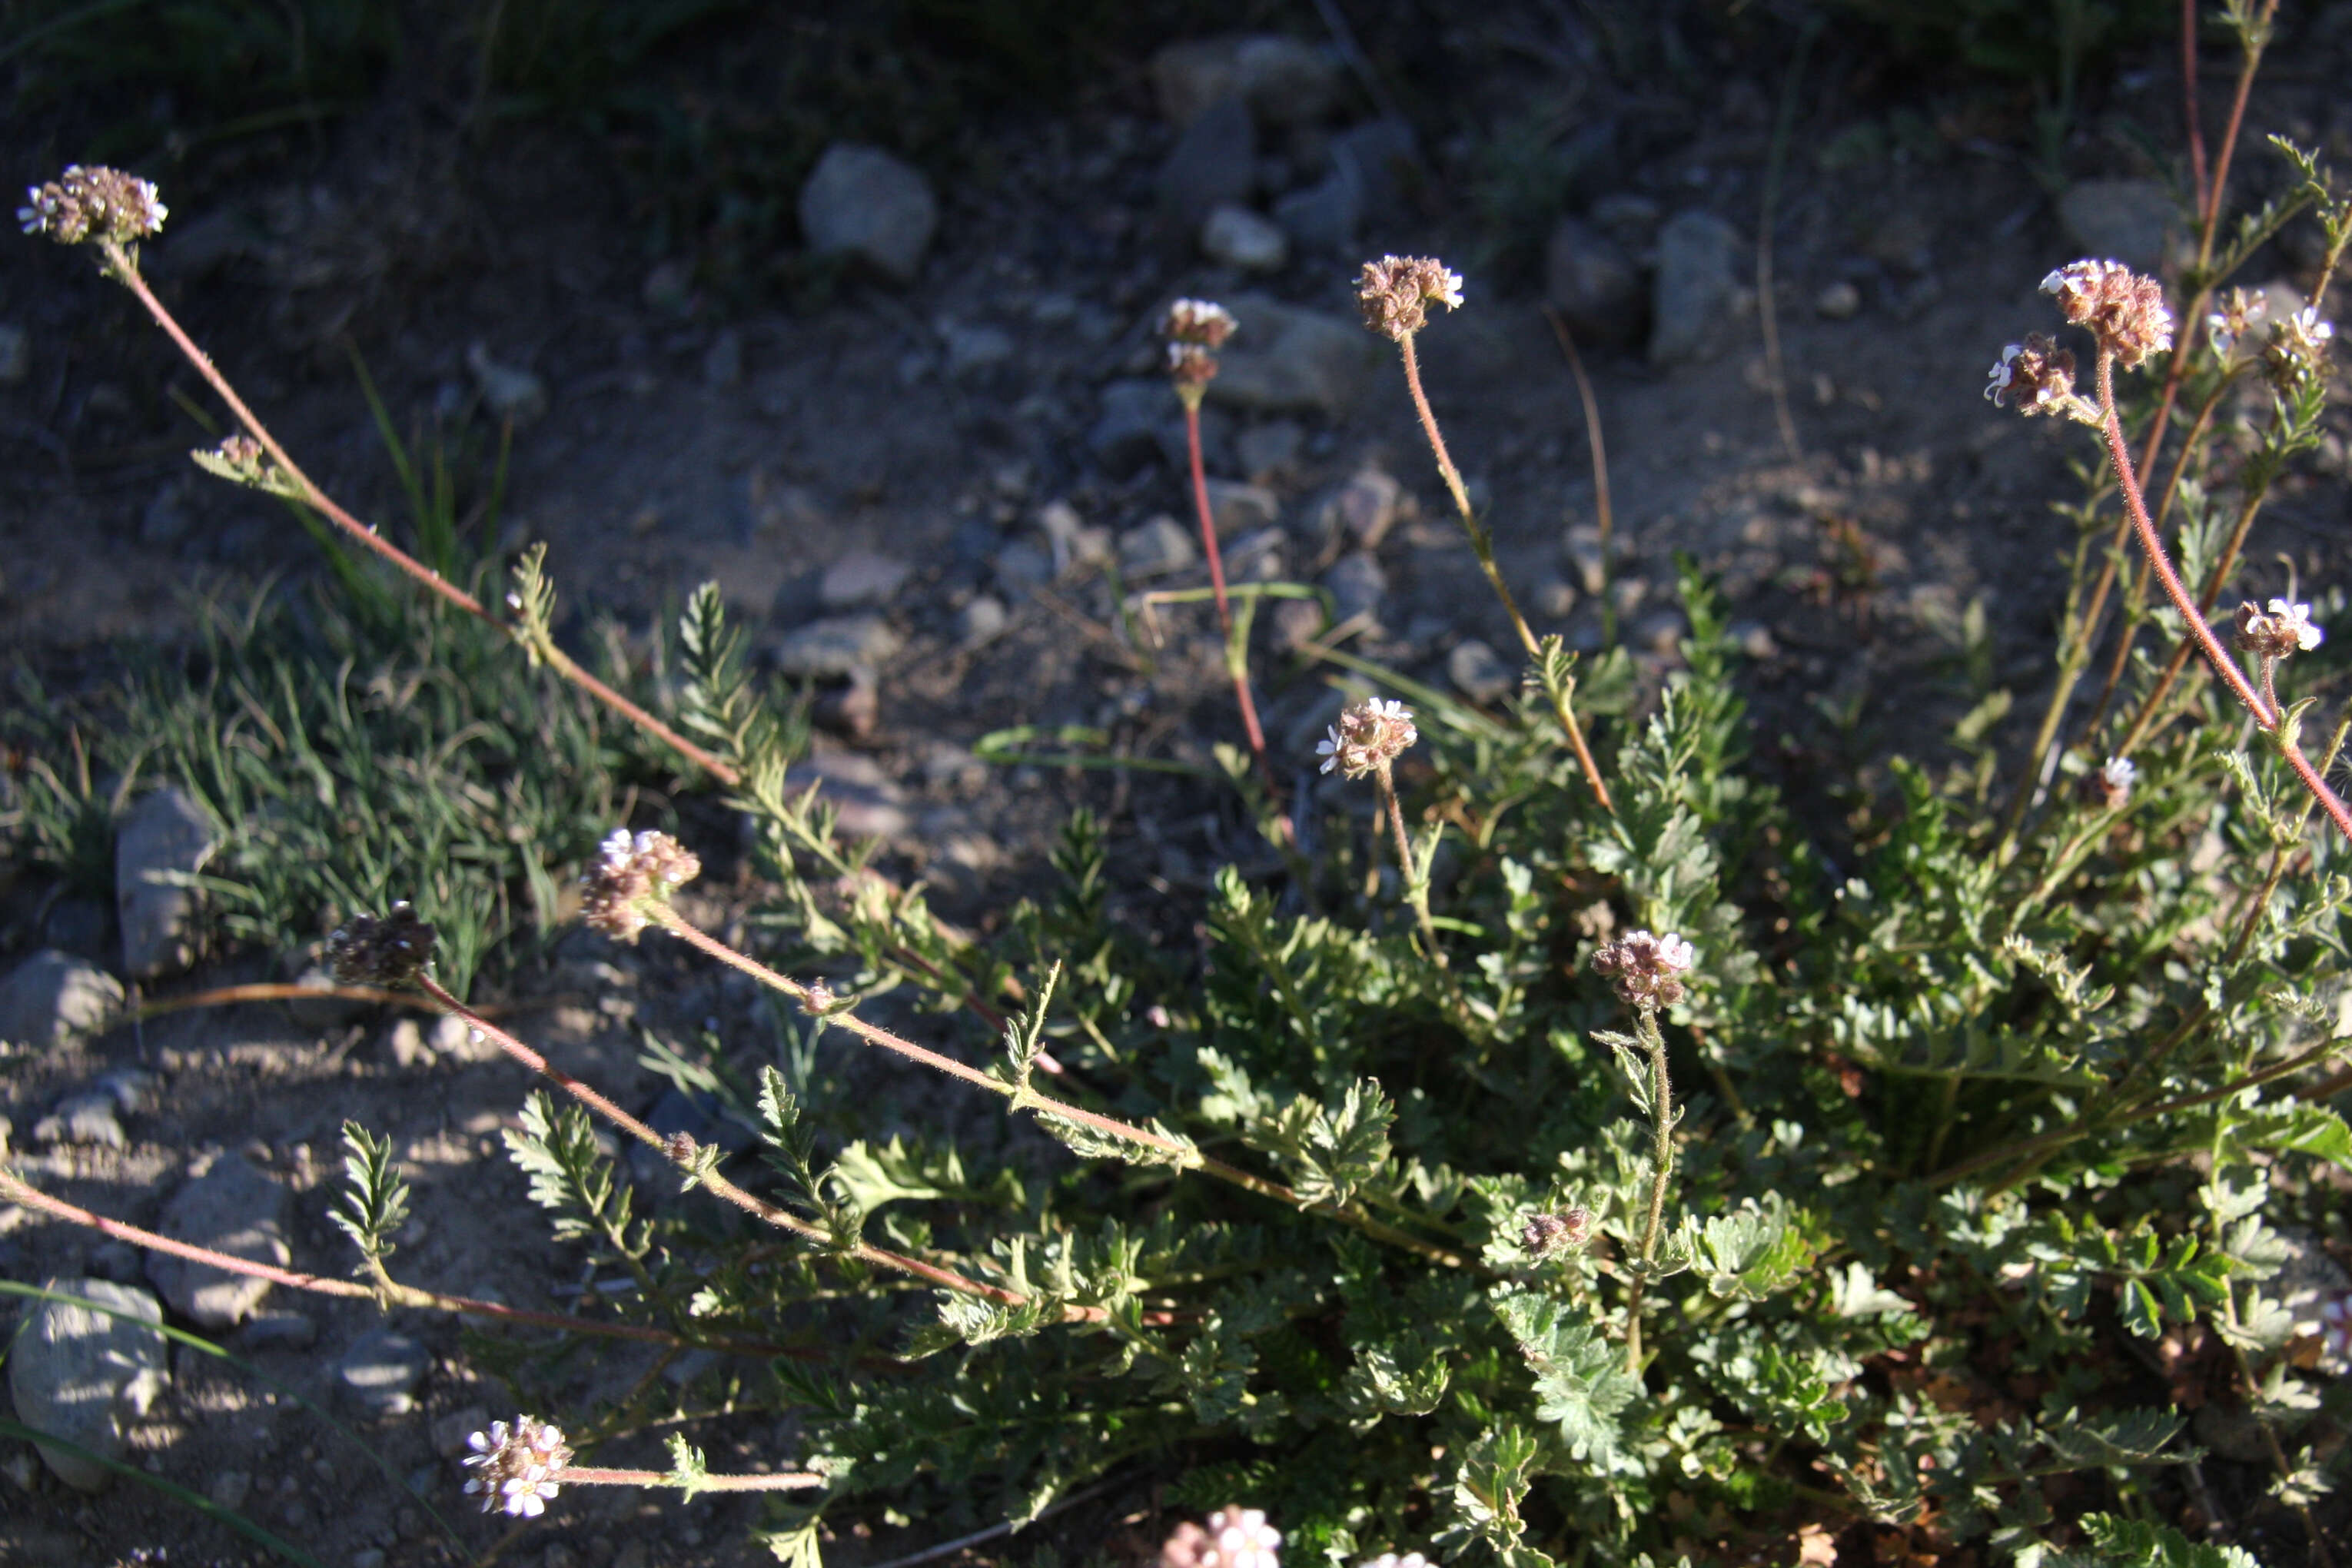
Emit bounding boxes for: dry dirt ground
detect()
[5,8,2352,1566]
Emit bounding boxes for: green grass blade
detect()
[0,1417,331,1567]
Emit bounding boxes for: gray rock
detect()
[1728,620,1779,659]
[1151,35,1344,128]
[1037,499,1113,573]
[956,594,1009,646]
[1088,380,1178,479]
[940,321,1014,378]
[1201,204,1289,271]
[432,1405,493,1459]
[1562,523,1610,595]
[771,615,902,679]
[1236,420,1304,483]
[1160,94,1256,231]
[1533,577,1579,619]
[2058,178,2180,274]
[42,895,110,958]
[1322,552,1388,629]
[1119,515,1198,578]
[1545,218,1644,351]
[1630,608,1687,656]
[1272,170,1361,257]
[33,1092,125,1150]
[819,550,913,610]
[464,343,547,426]
[0,322,29,385]
[1447,639,1514,705]
[1270,597,1326,656]
[1591,192,1663,252]
[8,1278,169,1491]
[1814,280,1862,321]
[1207,294,1380,416]
[700,328,743,389]
[87,1242,144,1284]
[1314,467,1404,552]
[1203,479,1281,539]
[1330,118,1418,221]
[795,752,911,841]
[0,950,124,1048]
[145,1154,291,1327]
[240,1311,317,1351]
[284,962,368,1028]
[798,144,938,284]
[1649,211,1746,367]
[336,1328,430,1418]
[116,786,215,980]
[209,1470,253,1510]
[992,538,1054,598]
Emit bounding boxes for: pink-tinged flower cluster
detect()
[2041,259,2174,369]
[2233,598,2324,660]
[580,828,702,942]
[1356,255,1464,341]
[1162,1508,1282,1568]
[18,164,167,246]
[1984,333,2082,417]
[1164,297,1238,392]
[1522,1206,1593,1258]
[1317,698,1418,779]
[461,1415,571,1519]
[1593,929,1696,1010]
[2080,756,2136,810]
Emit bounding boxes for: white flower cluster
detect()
[461,1415,571,1518]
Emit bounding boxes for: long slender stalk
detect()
[0,1166,812,1360]
[562,1466,824,1493]
[1375,761,1441,956]
[1621,1008,1676,1374]
[1394,333,1613,812]
[1181,399,1270,772]
[98,239,737,786]
[644,907,1480,1271]
[2087,351,2352,841]
[1542,308,1616,637]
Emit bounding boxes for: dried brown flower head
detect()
[1984,334,2084,417]
[1521,1206,1592,1258]
[2041,259,2174,369]
[2234,598,2324,660]
[327,902,438,988]
[1592,929,1695,1010]
[460,1414,571,1518]
[581,829,702,942]
[1317,698,1417,779]
[1356,255,1463,341]
[18,165,167,246]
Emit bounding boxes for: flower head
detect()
[2081,756,2136,810]
[2206,287,2267,358]
[2234,598,2323,659]
[1985,333,2081,417]
[327,902,438,988]
[1317,698,1418,779]
[2041,259,2174,369]
[581,829,702,942]
[460,1415,571,1519]
[2265,305,2335,388]
[1163,1509,1281,1568]
[1521,1207,1592,1259]
[1164,298,1239,397]
[1356,255,1464,341]
[1592,929,1695,1010]
[18,165,166,246]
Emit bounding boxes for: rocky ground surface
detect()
[5,11,2352,1567]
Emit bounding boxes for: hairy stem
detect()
[1623,1006,1677,1373]
[1376,761,1442,957]
[1396,332,1613,813]
[1183,397,1270,773]
[562,1467,825,1493]
[101,241,738,786]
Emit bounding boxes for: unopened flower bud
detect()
[1317,698,1417,779]
[327,902,438,988]
[2206,287,2267,358]
[1592,929,1695,1010]
[1522,1206,1592,1258]
[1356,255,1464,341]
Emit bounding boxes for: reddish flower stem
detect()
[101,241,738,787]
[1182,400,1269,772]
[563,1467,826,1492]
